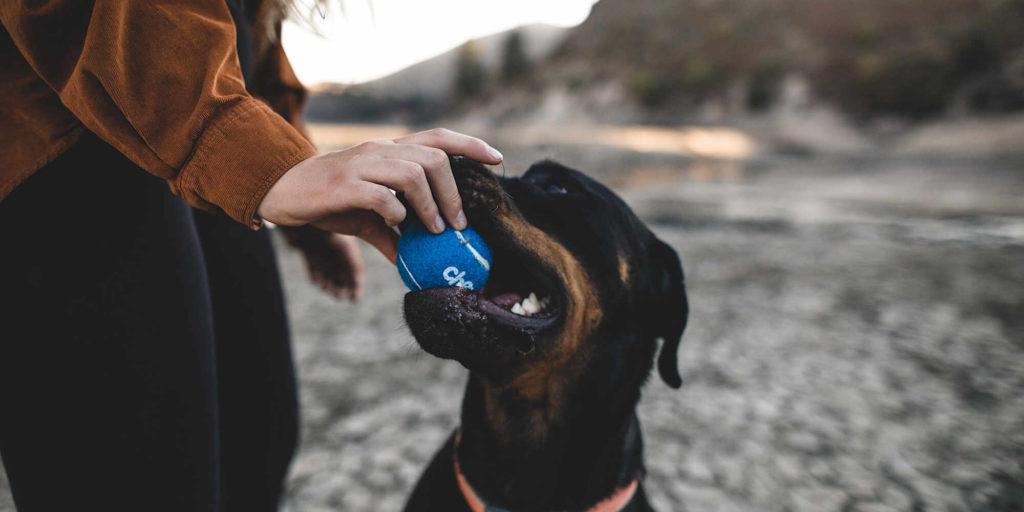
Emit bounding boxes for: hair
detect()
[271,0,331,22]
[263,0,334,40]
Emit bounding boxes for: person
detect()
[0,1,502,510]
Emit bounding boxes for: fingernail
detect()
[433,214,446,233]
[455,209,468,230]
[486,145,503,161]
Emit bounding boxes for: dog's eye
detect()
[544,183,568,195]
[524,172,572,195]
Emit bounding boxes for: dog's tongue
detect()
[489,292,523,309]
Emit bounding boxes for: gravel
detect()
[2,152,1022,511]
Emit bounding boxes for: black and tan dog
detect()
[402,157,688,512]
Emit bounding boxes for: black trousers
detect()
[0,134,299,511]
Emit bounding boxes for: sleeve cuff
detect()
[175,98,316,229]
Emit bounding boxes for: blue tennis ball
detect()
[397,218,492,291]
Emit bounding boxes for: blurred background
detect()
[3,0,1023,510]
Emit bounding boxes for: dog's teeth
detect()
[522,293,541,314]
[507,293,548,316]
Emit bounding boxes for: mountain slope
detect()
[363,24,568,101]
[486,0,1024,120]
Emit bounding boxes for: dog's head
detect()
[403,158,688,403]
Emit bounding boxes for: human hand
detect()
[258,128,503,262]
[282,226,365,300]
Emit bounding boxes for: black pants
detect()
[0,135,299,511]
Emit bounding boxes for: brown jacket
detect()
[0,0,316,229]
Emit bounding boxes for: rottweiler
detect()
[402,157,688,512]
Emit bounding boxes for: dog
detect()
[402,157,688,512]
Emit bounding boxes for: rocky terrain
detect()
[280,141,1024,512]
[2,122,1023,510]
[287,132,1024,511]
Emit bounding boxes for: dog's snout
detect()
[451,158,506,214]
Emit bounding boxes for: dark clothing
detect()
[0,1,302,509]
[193,209,298,512]
[226,0,256,84]
[0,134,299,511]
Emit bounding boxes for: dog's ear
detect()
[649,238,688,388]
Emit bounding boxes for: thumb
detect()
[315,211,399,264]
[359,221,399,264]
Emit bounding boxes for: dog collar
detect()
[453,430,640,512]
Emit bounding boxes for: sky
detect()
[281,0,599,85]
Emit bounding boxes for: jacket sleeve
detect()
[251,20,311,136]
[247,20,337,248]
[0,1,317,228]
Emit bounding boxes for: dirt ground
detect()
[276,143,1024,512]
[2,126,1023,511]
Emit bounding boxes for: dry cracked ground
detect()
[2,140,1023,511]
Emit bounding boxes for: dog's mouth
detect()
[402,228,564,337]
[476,235,562,330]
[402,163,566,362]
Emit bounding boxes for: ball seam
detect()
[455,230,491,271]
[397,254,423,290]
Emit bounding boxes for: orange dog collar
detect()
[453,430,640,512]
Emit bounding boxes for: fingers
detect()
[389,129,500,229]
[339,234,366,300]
[351,266,365,300]
[356,220,399,264]
[315,211,399,264]
[304,257,346,299]
[360,157,447,233]
[395,128,503,165]
[360,147,465,231]
[259,129,498,232]
[345,181,406,228]
[327,234,365,301]
[345,130,498,232]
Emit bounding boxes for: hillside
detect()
[305,0,1024,126]
[304,24,568,123]
[363,24,567,100]
[469,0,1024,123]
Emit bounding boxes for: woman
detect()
[0,1,501,510]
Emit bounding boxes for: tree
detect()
[454,40,487,98]
[501,30,531,83]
